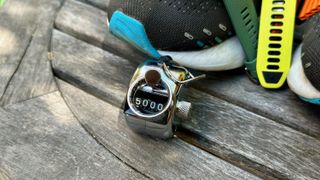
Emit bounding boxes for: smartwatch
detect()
[223,0,260,83]
[256,0,297,89]
[123,57,204,139]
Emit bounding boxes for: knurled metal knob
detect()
[145,70,161,86]
[176,101,192,120]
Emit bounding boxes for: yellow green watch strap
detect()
[256,0,297,89]
[223,0,259,83]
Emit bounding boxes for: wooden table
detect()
[0,0,319,179]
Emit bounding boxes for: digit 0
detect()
[142,99,148,107]
[150,101,156,109]
[157,104,164,111]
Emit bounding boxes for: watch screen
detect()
[131,83,170,115]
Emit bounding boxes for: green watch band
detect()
[223,0,259,83]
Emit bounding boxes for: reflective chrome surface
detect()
[124,59,189,139]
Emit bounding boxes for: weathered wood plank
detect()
[0,0,42,100]
[51,30,136,107]
[0,92,147,179]
[77,0,108,10]
[52,30,320,179]
[57,79,260,180]
[55,0,147,62]
[191,73,320,138]
[53,0,320,138]
[178,89,320,180]
[0,0,60,106]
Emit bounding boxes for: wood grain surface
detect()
[55,0,147,62]
[0,0,42,101]
[51,30,320,179]
[192,72,320,139]
[0,92,146,179]
[57,79,260,180]
[178,88,320,179]
[0,0,60,106]
[51,30,136,107]
[77,0,108,10]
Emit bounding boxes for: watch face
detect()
[129,79,170,116]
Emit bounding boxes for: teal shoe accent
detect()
[196,41,205,48]
[109,11,161,59]
[300,97,320,105]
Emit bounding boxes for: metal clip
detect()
[162,62,206,84]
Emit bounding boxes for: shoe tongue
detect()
[107,0,234,51]
[302,13,320,91]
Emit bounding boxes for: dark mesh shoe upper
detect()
[107,0,234,51]
[302,13,320,91]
